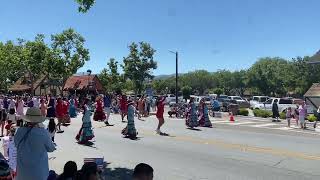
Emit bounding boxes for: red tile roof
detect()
[63,75,104,91]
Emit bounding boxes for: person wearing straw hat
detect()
[14,107,56,180]
[122,100,138,139]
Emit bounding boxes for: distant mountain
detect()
[310,50,320,61]
[154,73,184,80]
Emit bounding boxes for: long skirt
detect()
[121,121,137,138]
[199,115,212,127]
[76,122,94,143]
[69,106,77,118]
[47,107,56,118]
[93,110,106,121]
[186,114,198,128]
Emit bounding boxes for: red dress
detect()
[56,102,64,120]
[120,98,127,113]
[156,99,165,119]
[63,101,71,123]
[93,100,106,121]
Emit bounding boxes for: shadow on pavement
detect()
[187,127,202,131]
[102,166,133,180]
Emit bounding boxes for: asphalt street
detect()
[44,112,320,180]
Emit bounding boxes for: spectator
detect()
[133,163,154,180]
[47,118,57,143]
[57,161,78,180]
[14,107,56,180]
[212,98,220,112]
[75,162,99,180]
[8,126,17,179]
[272,99,280,122]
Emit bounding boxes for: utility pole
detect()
[170,51,179,104]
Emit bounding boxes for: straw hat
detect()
[21,107,46,123]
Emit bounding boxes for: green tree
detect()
[75,0,95,13]
[51,28,90,81]
[213,88,223,97]
[246,57,289,96]
[99,58,124,93]
[122,42,157,95]
[181,86,192,100]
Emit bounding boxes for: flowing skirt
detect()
[47,107,56,118]
[199,115,212,127]
[93,110,106,121]
[186,113,198,128]
[69,106,77,118]
[76,122,94,143]
[122,120,137,138]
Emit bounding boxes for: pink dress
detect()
[16,101,24,116]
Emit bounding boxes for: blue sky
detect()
[1,0,320,75]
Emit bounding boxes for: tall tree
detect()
[51,28,90,81]
[99,58,124,93]
[75,0,95,13]
[122,42,157,95]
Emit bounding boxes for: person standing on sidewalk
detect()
[14,107,56,180]
[298,102,307,129]
[272,100,280,122]
[286,107,292,127]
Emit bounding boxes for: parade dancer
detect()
[47,95,56,118]
[69,96,77,118]
[55,98,64,133]
[186,97,198,129]
[198,99,212,127]
[93,96,107,123]
[120,95,128,122]
[63,98,71,124]
[156,96,166,135]
[40,99,47,117]
[122,100,138,139]
[103,93,112,126]
[76,98,94,144]
[16,97,24,126]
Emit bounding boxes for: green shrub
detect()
[253,109,272,118]
[239,108,249,116]
[279,112,286,120]
[307,114,317,122]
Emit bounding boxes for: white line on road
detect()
[250,123,277,128]
[229,121,257,125]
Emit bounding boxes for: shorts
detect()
[299,115,305,123]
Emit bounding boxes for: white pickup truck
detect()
[253,98,297,112]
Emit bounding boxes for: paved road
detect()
[43,112,320,180]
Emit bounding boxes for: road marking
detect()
[230,122,257,125]
[274,127,293,130]
[250,123,277,127]
[212,120,230,124]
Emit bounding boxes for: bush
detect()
[238,108,249,116]
[307,114,317,122]
[253,109,272,118]
[279,112,286,120]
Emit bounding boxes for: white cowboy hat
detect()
[21,107,46,123]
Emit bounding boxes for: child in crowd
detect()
[8,127,17,179]
[5,109,16,136]
[286,107,292,127]
[57,161,78,180]
[133,163,154,180]
[48,118,57,143]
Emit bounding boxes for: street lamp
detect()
[169,51,178,104]
[87,69,92,95]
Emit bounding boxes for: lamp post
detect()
[87,69,92,96]
[169,51,178,104]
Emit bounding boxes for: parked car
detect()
[217,98,238,112]
[253,98,296,112]
[250,96,269,109]
[228,96,250,108]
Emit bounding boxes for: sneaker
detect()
[156,129,161,134]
